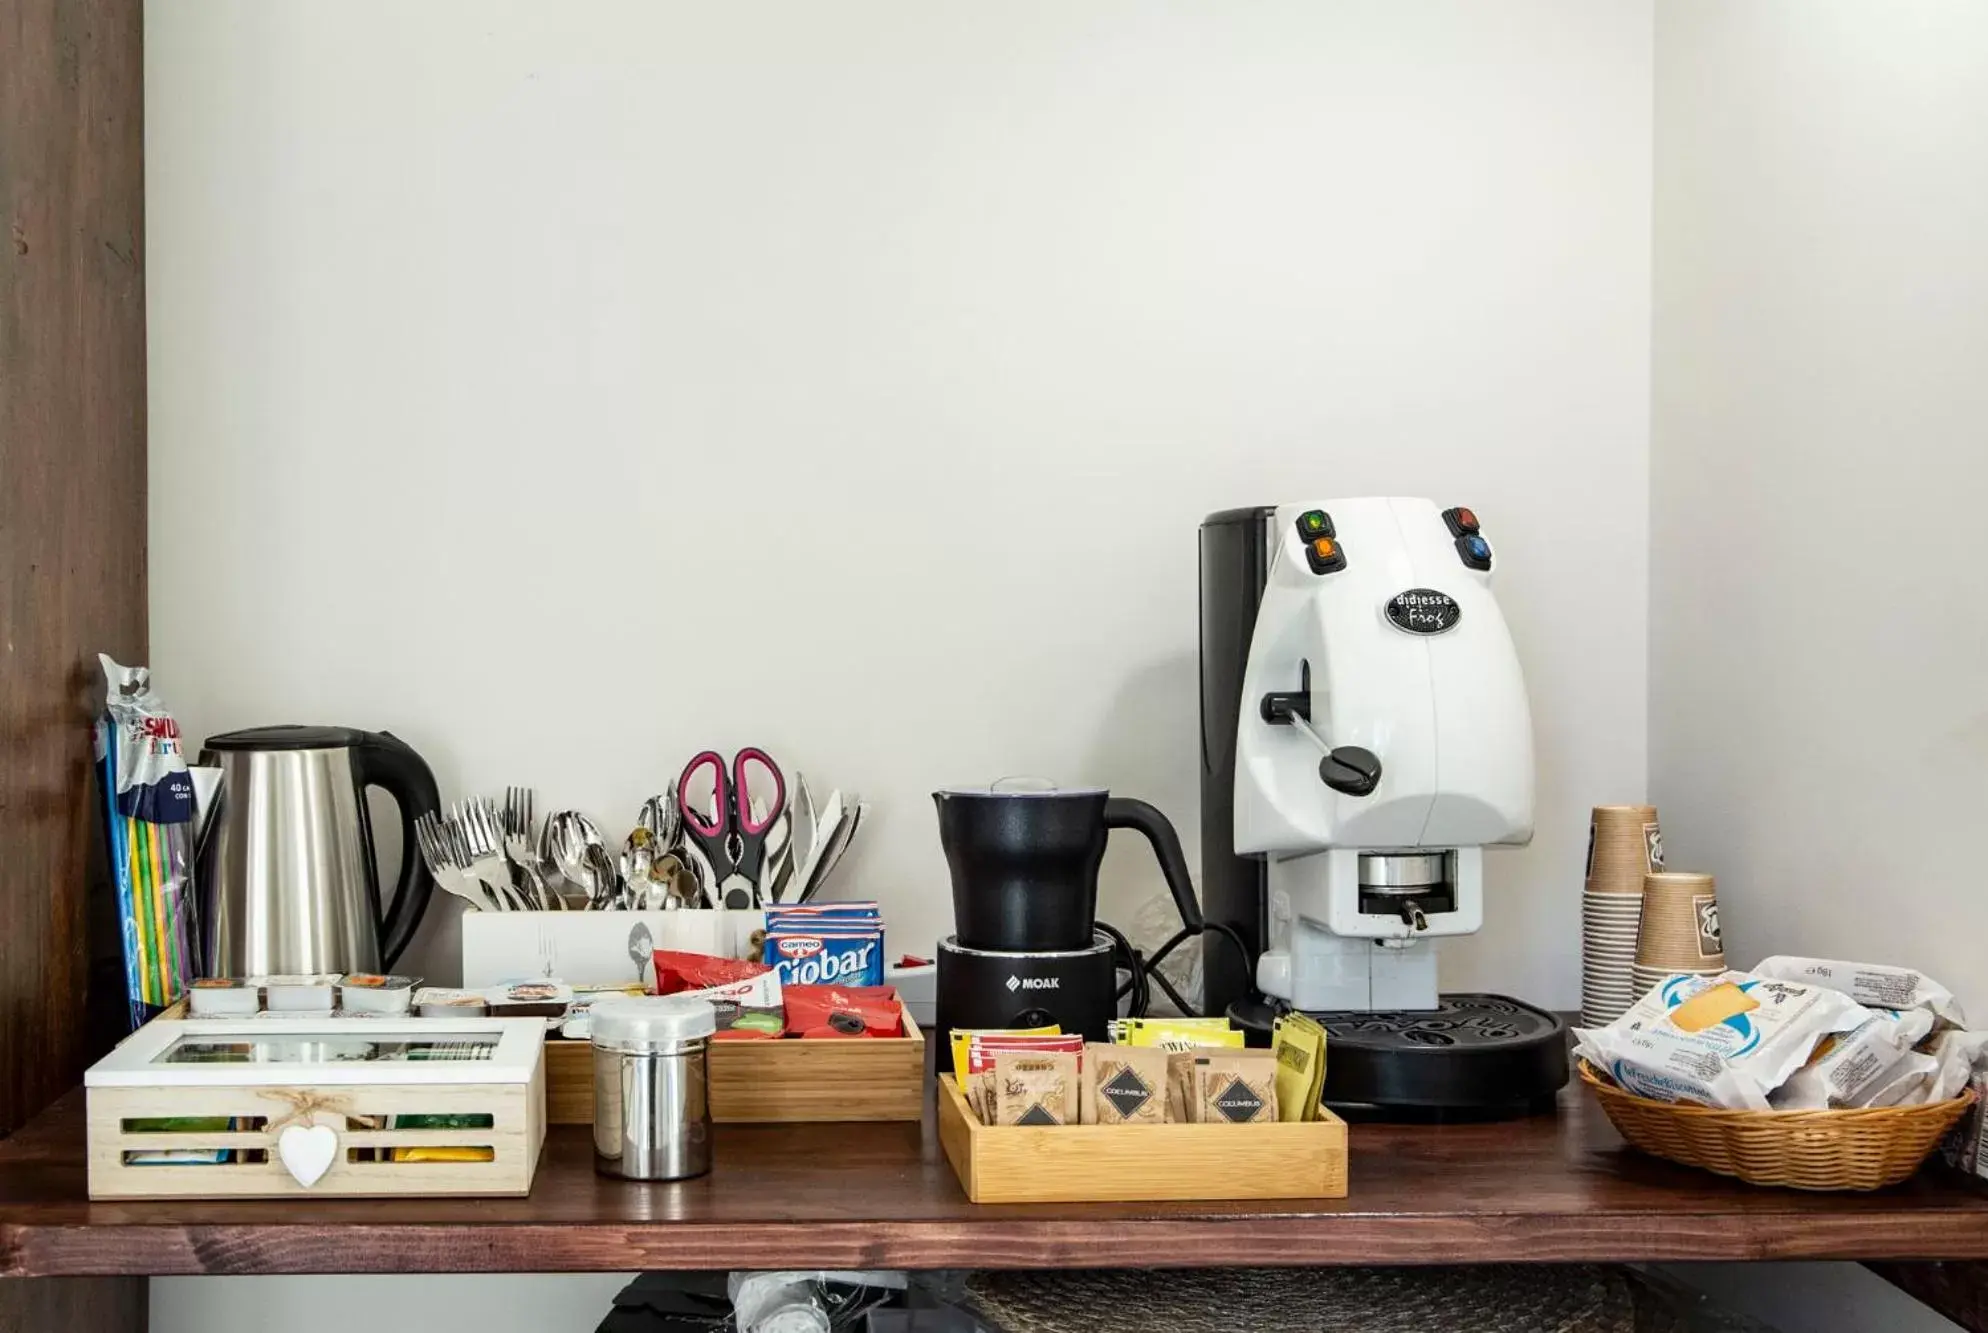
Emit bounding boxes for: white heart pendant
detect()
[277,1123,339,1188]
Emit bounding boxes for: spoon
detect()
[677,844,714,909]
[627,920,654,989]
[637,787,682,852]
[664,854,704,910]
[537,819,578,908]
[641,851,697,910]
[625,830,683,910]
[586,840,626,910]
[546,811,618,909]
[543,812,591,901]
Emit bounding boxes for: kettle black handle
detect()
[353,730,440,970]
[1103,797,1204,932]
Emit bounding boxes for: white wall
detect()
[148,0,1651,991]
[1651,0,1988,1045]
[147,2,1652,1329]
[1651,2,1988,1329]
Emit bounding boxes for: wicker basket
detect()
[1579,1060,1975,1191]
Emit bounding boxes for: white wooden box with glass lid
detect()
[83,1016,547,1199]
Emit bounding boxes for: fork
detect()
[502,786,560,910]
[414,811,496,912]
[457,798,525,910]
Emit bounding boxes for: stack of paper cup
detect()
[1632,872,1725,995]
[1581,805,1664,1026]
[1586,805,1664,895]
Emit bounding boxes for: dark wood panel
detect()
[3,1088,1988,1275]
[0,1277,144,1333]
[0,0,147,1138]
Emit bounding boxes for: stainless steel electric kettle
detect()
[196,725,441,976]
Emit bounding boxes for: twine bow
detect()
[259,1088,355,1134]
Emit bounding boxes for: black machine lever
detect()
[1259,658,1311,724]
[1261,661,1382,797]
[1318,745,1382,797]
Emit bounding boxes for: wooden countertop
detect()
[3,1086,1987,1276]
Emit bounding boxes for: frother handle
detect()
[1103,797,1204,932]
[355,730,440,970]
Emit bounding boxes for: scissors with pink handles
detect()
[676,748,787,909]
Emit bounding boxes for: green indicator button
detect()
[1297,510,1335,541]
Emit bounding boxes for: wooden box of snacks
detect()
[935,1074,1348,1204]
[84,1017,546,1200]
[544,999,925,1125]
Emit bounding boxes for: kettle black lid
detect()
[204,724,370,752]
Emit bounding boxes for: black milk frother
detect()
[934,781,1204,953]
[931,779,1209,1072]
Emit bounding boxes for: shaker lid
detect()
[936,776,1105,797]
[590,995,717,1048]
[204,724,370,752]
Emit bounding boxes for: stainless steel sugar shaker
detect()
[590,994,716,1181]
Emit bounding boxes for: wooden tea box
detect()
[85,1016,546,1200]
[936,1073,1348,1204]
[544,999,924,1125]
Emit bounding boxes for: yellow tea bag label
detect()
[1120,1017,1243,1049]
[1272,1013,1328,1122]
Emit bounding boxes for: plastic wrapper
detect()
[654,950,784,1038]
[1942,1069,1988,1178]
[782,984,901,1039]
[1772,1006,1935,1109]
[727,1270,906,1333]
[1574,971,1870,1109]
[96,655,199,1027]
[1925,1030,1988,1103]
[1752,956,1965,1028]
[1857,1052,1939,1107]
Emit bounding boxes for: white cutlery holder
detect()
[459,908,765,990]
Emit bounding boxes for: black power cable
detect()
[1093,919,1147,1019]
[1098,918,1252,1020]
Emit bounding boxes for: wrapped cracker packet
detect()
[1925,1030,1988,1104]
[1772,1006,1936,1110]
[1752,957,1965,1029]
[1857,1052,1939,1107]
[1575,971,1870,1110]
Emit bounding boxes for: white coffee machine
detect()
[1199,497,1567,1111]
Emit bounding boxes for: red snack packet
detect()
[652,950,784,1039]
[653,950,771,994]
[784,984,902,1039]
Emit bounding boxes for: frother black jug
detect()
[934,781,1203,952]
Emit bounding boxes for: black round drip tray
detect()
[1231,992,1569,1118]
